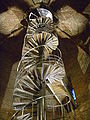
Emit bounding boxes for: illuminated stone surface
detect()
[0,0,90,120]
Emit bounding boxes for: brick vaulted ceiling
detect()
[0,0,90,120]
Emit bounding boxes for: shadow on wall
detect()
[58,38,89,104]
[0,0,30,13]
[50,0,90,12]
[0,0,90,14]
[0,29,25,108]
[0,0,27,108]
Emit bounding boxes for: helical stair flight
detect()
[11,1,75,119]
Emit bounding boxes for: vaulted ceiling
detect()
[0,0,90,120]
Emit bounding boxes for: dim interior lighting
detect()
[32,0,50,5]
[11,6,75,120]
